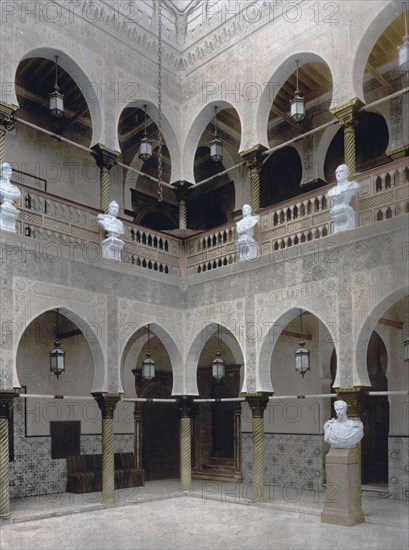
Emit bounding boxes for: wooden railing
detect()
[9,157,409,277]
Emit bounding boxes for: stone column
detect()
[93,393,121,504]
[0,101,18,164]
[331,99,363,177]
[179,397,193,492]
[246,393,270,502]
[133,402,143,473]
[240,144,267,211]
[233,404,242,481]
[172,181,193,230]
[0,390,19,519]
[91,144,119,213]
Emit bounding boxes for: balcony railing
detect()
[13,179,181,276]
[7,157,409,277]
[185,157,409,274]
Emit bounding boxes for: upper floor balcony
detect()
[8,157,409,279]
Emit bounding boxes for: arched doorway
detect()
[361,331,389,486]
[139,381,179,481]
[192,326,243,482]
[131,326,179,482]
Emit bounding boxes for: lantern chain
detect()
[157,0,163,202]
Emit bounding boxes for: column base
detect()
[321,447,364,526]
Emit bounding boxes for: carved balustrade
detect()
[8,157,409,277]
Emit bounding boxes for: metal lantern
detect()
[398,35,409,73]
[295,309,310,377]
[49,56,64,117]
[142,324,155,380]
[139,105,153,161]
[49,309,65,378]
[210,106,223,162]
[290,60,305,122]
[212,325,225,380]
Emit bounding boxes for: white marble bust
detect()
[328,164,360,234]
[324,400,364,449]
[97,200,125,238]
[236,204,260,261]
[0,162,21,233]
[0,162,20,202]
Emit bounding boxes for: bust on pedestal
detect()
[328,164,360,234]
[236,204,260,261]
[321,400,364,526]
[97,200,125,261]
[0,162,21,233]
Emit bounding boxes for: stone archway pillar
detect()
[0,101,18,164]
[0,390,19,519]
[330,99,363,177]
[93,393,121,504]
[245,393,271,502]
[240,144,267,211]
[178,397,193,492]
[91,144,120,212]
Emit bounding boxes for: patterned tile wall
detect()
[389,437,409,501]
[243,433,409,500]
[242,432,325,493]
[9,398,134,498]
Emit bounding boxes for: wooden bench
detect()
[66,453,144,493]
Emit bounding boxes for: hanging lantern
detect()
[139,105,153,161]
[212,324,225,380]
[295,309,310,377]
[141,324,155,380]
[398,35,409,73]
[49,56,64,117]
[399,10,409,73]
[290,60,305,122]
[49,309,65,378]
[210,106,223,162]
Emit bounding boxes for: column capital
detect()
[330,98,363,127]
[0,389,20,419]
[245,392,271,417]
[92,392,121,419]
[171,180,193,201]
[0,101,18,132]
[177,396,194,417]
[335,387,370,419]
[239,144,267,168]
[91,144,120,170]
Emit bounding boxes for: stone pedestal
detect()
[321,446,364,526]
[101,236,124,261]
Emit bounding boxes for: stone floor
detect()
[1,480,408,549]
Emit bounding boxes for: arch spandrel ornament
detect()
[11,277,107,392]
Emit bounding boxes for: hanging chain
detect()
[157,0,163,202]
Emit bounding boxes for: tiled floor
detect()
[1,480,408,550]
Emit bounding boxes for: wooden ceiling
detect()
[14,11,407,165]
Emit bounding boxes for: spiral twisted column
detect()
[0,101,18,165]
[240,144,267,212]
[246,394,270,503]
[179,398,193,492]
[91,144,119,213]
[331,99,363,178]
[93,393,121,504]
[0,391,19,519]
[172,181,193,231]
